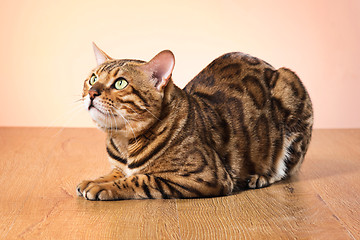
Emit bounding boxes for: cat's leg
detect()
[246,131,289,189]
[283,133,311,177]
[76,169,125,196]
[246,132,311,189]
[82,174,233,200]
[247,138,290,189]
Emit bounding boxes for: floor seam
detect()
[310,180,356,240]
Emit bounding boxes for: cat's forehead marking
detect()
[96,59,145,75]
[97,60,126,74]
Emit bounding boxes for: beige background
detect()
[0,0,359,128]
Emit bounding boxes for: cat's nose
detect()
[88,89,100,100]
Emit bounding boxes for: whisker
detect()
[122,103,160,122]
[74,98,84,103]
[105,109,112,135]
[125,105,139,115]
[114,108,138,144]
[41,102,82,133]
[49,104,85,138]
[110,108,119,133]
[107,109,119,136]
[140,105,161,121]
[108,109,113,131]
[105,108,112,130]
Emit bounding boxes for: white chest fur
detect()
[122,166,139,177]
[108,157,139,177]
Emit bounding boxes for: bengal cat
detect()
[76,43,313,200]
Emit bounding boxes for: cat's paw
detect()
[247,174,270,189]
[76,180,94,197]
[82,182,115,201]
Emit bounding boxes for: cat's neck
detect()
[129,80,186,139]
[107,80,188,158]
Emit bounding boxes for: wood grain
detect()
[0,128,359,239]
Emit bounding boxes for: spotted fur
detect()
[77,44,313,200]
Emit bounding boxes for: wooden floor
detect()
[0,128,359,239]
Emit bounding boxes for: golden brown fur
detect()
[77,44,313,200]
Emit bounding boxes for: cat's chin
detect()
[88,107,125,131]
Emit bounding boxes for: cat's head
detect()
[82,43,175,136]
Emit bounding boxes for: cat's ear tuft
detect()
[141,50,175,91]
[92,42,113,66]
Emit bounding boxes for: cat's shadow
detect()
[297,156,359,183]
[230,156,359,197]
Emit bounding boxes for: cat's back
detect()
[183,52,276,103]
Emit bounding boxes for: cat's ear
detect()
[141,50,175,91]
[92,42,113,65]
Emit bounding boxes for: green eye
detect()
[114,78,128,90]
[89,74,97,85]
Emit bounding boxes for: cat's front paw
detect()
[81,182,115,201]
[77,180,94,197]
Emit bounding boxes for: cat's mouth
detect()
[88,104,118,117]
[88,103,105,114]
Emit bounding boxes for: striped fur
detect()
[77,48,313,200]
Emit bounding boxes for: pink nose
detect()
[89,89,100,100]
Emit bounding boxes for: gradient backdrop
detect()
[1,0,359,128]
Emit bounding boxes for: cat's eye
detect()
[89,74,97,85]
[114,78,128,90]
